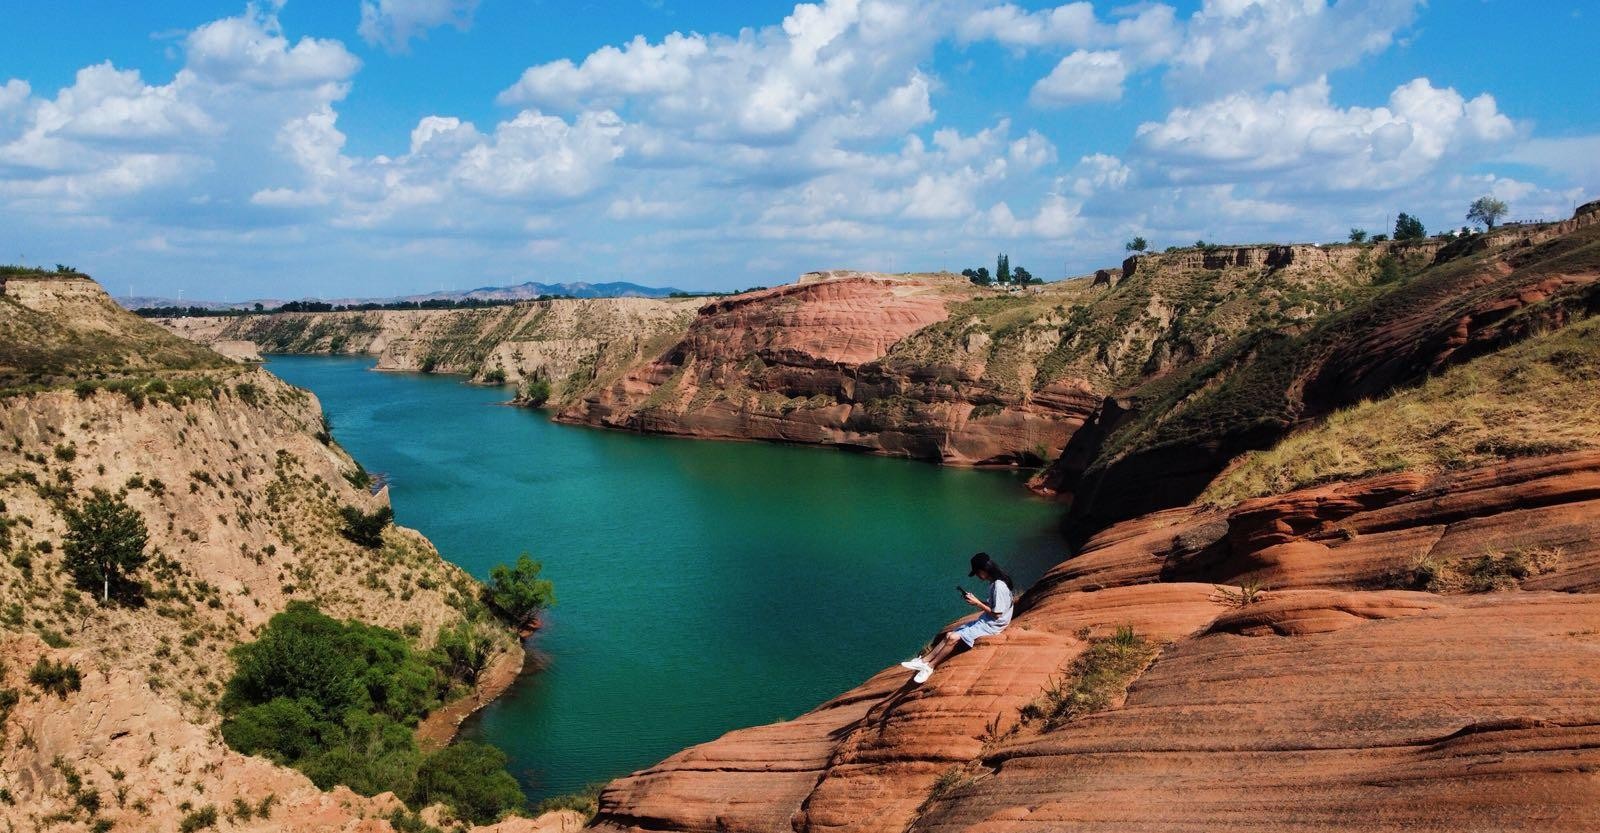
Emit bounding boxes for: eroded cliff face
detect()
[1046,206,1600,524]
[162,296,701,397]
[557,276,1106,465]
[591,450,1600,833]
[555,247,1390,467]
[0,276,540,832]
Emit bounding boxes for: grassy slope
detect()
[877,245,1389,401]
[1090,222,1600,478]
[1202,314,1600,504]
[1,272,229,391]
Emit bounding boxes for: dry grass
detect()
[1203,316,1600,505]
[1394,545,1564,594]
[1022,626,1159,731]
[1212,579,1267,607]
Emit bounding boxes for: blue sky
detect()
[2,1,1596,299]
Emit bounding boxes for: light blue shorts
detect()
[952,616,1006,647]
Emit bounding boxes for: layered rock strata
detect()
[593,450,1600,833]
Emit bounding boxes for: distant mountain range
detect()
[116,280,686,310]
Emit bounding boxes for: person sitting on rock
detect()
[901,552,1014,684]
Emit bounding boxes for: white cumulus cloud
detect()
[358,0,478,53]
[1031,50,1127,106]
[1135,76,1516,190]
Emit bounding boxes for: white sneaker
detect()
[913,666,934,684]
[900,658,929,672]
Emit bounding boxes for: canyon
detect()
[108,201,1600,831]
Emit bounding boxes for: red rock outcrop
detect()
[560,276,1101,466]
[592,450,1600,833]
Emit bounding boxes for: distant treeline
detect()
[137,296,555,317]
[137,289,748,317]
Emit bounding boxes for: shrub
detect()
[338,505,393,549]
[482,368,507,386]
[411,742,526,825]
[1374,254,1405,285]
[535,783,603,820]
[434,621,493,686]
[0,678,18,731]
[235,382,262,405]
[486,554,555,631]
[29,657,82,699]
[522,378,552,408]
[1213,579,1265,606]
[179,805,218,832]
[220,697,324,762]
[343,464,374,492]
[53,443,77,462]
[62,489,149,603]
[1398,546,1562,594]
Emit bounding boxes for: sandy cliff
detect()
[0,274,552,832]
[161,297,701,395]
[557,275,1104,466]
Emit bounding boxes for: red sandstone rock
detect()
[560,276,1099,466]
[593,452,1600,833]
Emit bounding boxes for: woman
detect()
[901,552,1014,684]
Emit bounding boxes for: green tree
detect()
[223,603,367,715]
[1348,228,1368,243]
[435,621,494,686]
[62,489,148,603]
[1467,195,1508,229]
[1393,213,1426,241]
[1011,266,1035,285]
[995,253,1010,285]
[486,554,555,631]
[1124,237,1148,252]
[411,742,526,825]
[973,266,991,285]
[339,505,393,549]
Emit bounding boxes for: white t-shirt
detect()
[985,579,1013,627]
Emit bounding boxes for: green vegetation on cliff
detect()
[220,602,526,823]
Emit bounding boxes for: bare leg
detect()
[922,631,964,668]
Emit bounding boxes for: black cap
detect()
[969,552,994,577]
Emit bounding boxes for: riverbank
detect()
[418,641,530,752]
[265,353,1066,799]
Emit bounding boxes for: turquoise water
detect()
[265,355,1066,799]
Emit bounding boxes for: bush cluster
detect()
[220,603,524,824]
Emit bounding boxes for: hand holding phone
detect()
[957,585,973,603]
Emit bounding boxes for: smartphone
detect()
[955,585,967,598]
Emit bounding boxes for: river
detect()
[265,355,1066,799]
